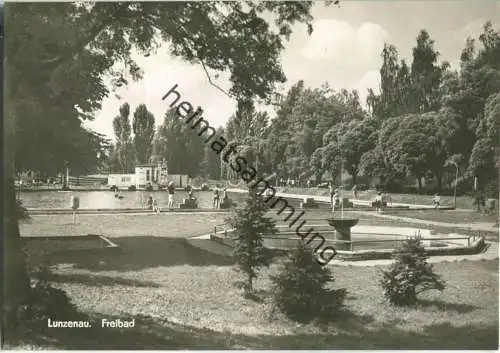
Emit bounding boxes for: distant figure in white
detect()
[167,181,175,209]
[433,193,441,210]
[152,198,160,214]
[329,182,335,208]
[332,189,340,213]
[70,192,80,224]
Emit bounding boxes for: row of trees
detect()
[108,103,155,173]
[120,23,498,195]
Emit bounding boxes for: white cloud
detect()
[301,19,388,70]
[456,18,487,42]
[351,70,380,108]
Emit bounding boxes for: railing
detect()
[212,226,480,252]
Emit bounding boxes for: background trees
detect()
[132,104,155,165]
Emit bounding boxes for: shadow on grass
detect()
[417,299,478,314]
[44,237,236,272]
[5,312,498,350]
[48,273,161,288]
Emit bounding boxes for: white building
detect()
[107,174,136,188]
[105,161,202,190]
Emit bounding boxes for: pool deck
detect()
[227,188,449,209]
[227,188,498,232]
[27,207,230,215]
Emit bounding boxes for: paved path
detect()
[227,188,498,232]
[227,188,439,209]
[190,233,499,267]
[354,211,498,232]
[325,241,499,267]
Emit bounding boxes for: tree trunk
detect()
[248,274,253,292]
[3,105,30,337]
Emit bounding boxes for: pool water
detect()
[19,190,246,209]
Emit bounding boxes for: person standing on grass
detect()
[167,181,175,209]
[70,192,80,224]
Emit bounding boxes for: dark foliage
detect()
[271,241,347,323]
[381,234,446,306]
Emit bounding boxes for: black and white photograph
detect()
[2,0,499,349]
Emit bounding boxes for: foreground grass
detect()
[7,237,499,349]
[20,213,228,238]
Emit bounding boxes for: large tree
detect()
[3,1,324,335]
[112,103,135,173]
[132,104,155,164]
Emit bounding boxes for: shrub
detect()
[380,233,445,306]
[227,188,277,292]
[271,241,347,323]
[128,185,137,191]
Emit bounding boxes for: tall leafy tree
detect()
[4,1,323,332]
[132,104,155,164]
[112,103,135,173]
[410,30,447,113]
[227,188,278,292]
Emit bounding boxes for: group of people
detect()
[328,182,359,212]
[146,181,178,213]
[276,177,313,188]
[212,186,228,208]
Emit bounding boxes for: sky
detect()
[85,0,500,140]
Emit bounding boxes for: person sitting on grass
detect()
[433,193,441,210]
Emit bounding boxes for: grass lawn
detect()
[7,237,499,349]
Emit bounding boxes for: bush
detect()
[200,183,210,191]
[227,188,277,292]
[380,233,445,306]
[128,185,137,191]
[271,241,347,323]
